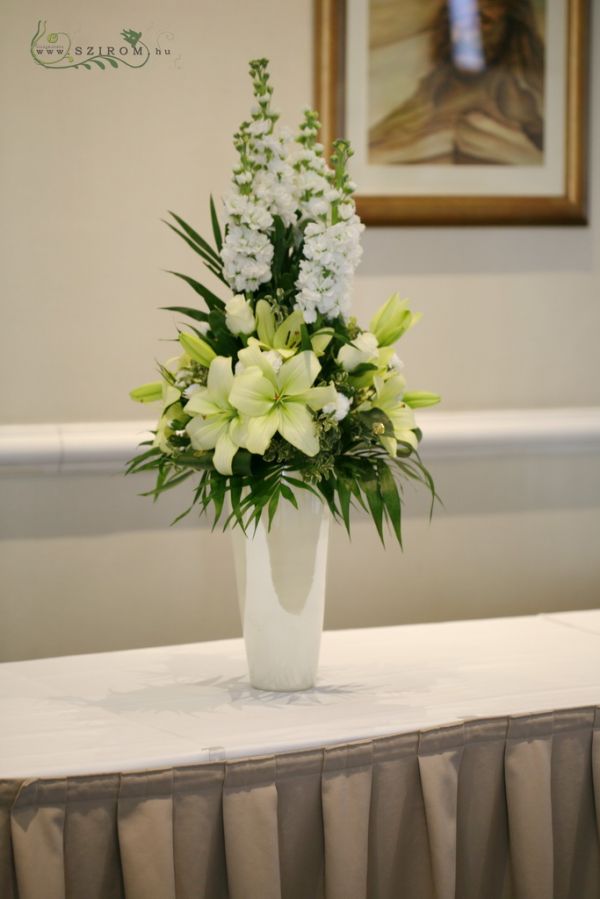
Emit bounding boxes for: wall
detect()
[1,0,599,661]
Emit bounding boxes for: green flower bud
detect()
[178,332,216,367]
[370,293,421,347]
[402,391,441,408]
[129,381,163,403]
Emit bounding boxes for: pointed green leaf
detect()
[162,305,210,323]
[378,462,402,545]
[299,324,312,352]
[267,486,280,530]
[171,504,195,525]
[168,211,222,266]
[141,470,193,498]
[316,475,339,521]
[209,473,226,529]
[166,271,225,311]
[209,195,223,251]
[163,223,226,283]
[282,475,321,501]
[280,483,298,509]
[336,477,352,536]
[362,470,385,544]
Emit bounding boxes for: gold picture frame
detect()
[315,0,589,225]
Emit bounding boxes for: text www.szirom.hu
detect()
[35,45,170,56]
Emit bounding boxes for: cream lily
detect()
[131,380,184,455]
[371,373,418,456]
[349,345,398,388]
[154,402,186,455]
[255,300,333,358]
[229,349,336,456]
[184,357,245,475]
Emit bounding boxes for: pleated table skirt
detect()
[2,706,600,899]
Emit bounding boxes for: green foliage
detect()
[128,196,439,546]
[127,414,438,546]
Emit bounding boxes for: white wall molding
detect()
[1,408,600,475]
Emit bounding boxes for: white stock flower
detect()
[295,216,364,323]
[248,118,271,136]
[221,225,274,293]
[221,95,364,319]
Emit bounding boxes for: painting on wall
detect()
[315,0,588,225]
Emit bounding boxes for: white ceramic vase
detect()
[231,489,329,691]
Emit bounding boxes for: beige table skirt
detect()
[2,707,600,899]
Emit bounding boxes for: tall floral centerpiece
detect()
[129,59,439,691]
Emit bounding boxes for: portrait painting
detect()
[315,0,588,224]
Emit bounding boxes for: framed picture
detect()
[315,0,588,225]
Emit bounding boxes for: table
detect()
[2,611,600,899]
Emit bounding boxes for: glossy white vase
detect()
[231,490,329,691]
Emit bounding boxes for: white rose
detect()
[263,350,283,373]
[323,390,351,422]
[337,332,379,372]
[225,295,256,336]
[389,353,404,372]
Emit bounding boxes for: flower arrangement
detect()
[128,59,440,542]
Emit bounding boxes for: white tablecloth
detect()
[1,611,600,780]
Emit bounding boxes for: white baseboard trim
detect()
[1,408,599,475]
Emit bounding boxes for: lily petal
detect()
[186,415,227,451]
[310,329,334,355]
[255,300,276,345]
[184,389,221,417]
[380,435,397,457]
[376,373,406,407]
[388,405,417,435]
[246,410,280,454]
[278,351,320,396]
[237,342,278,386]
[273,311,303,349]
[302,384,338,411]
[395,429,419,450]
[229,416,248,447]
[207,356,234,408]
[278,403,320,456]
[163,384,182,410]
[213,429,238,475]
[230,367,276,417]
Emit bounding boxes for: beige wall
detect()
[1,0,599,661]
